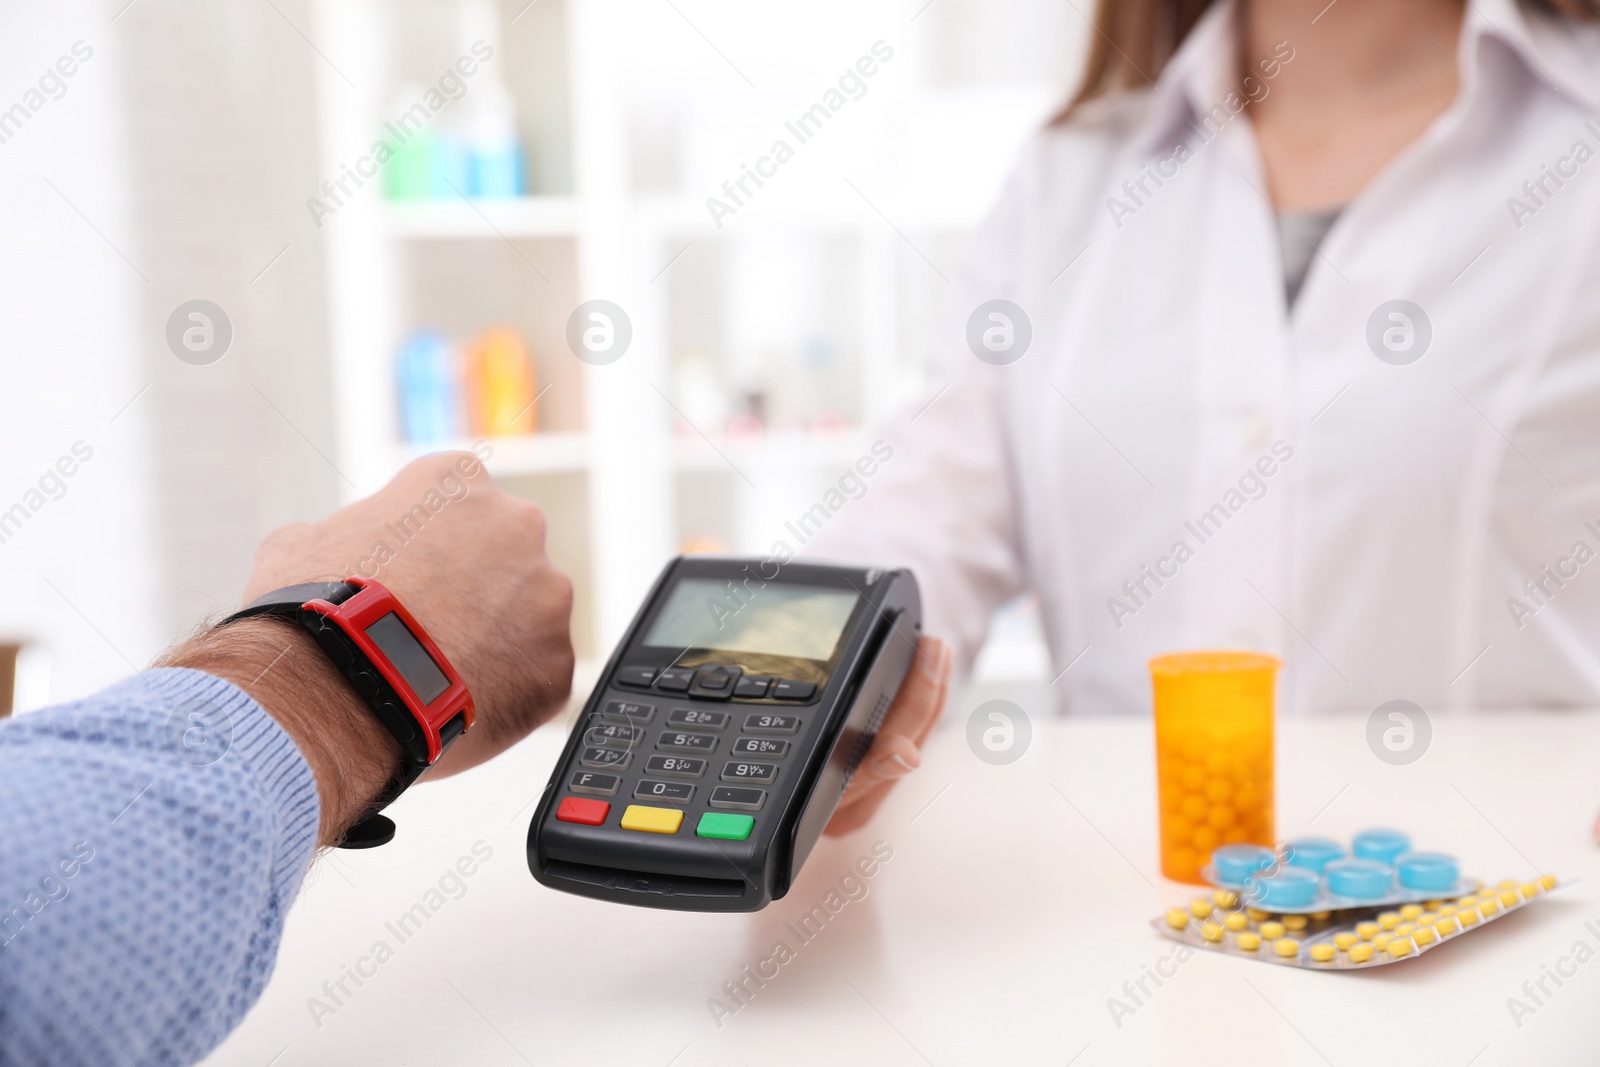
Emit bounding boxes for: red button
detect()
[557,797,610,825]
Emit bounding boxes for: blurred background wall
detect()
[0,0,1087,713]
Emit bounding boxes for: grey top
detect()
[1277,207,1342,307]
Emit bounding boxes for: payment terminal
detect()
[528,556,921,911]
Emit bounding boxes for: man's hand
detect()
[168,452,574,844]
[824,636,952,836]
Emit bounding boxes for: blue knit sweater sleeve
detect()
[0,668,321,1067]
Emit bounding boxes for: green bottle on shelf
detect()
[385,129,438,201]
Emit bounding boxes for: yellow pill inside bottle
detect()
[1434,919,1459,937]
[1355,921,1380,940]
[1413,926,1438,946]
[1166,908,1190,930]
[1372,933,1395,950]
[1348,942,1376,963]
[1224,912,1250,932]
[1247,907,1271,922]
[1309,943,1336,963]
[1395,922,1418,937]
[1201,920,1225,943]
[1236,931,1262,951]
[1499,889,1521,908]
[1520,882,1541,899]
[1378,912,1402,931]
[1282,914,1308,931]
[1399,904,1423,920]
[1191,898,1214,919]
[1387,937,1416,959]
[1213,889,1239,909]
[1458,908,1481,927]
[1274,938,1301,958]
[1333,933,1360,951]
[1539,873,1559,891]
[1479,898,1500,917]
[1260,921,1286,940]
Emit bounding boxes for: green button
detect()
[696,812,754,841]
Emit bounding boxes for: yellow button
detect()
[620,804,684,834]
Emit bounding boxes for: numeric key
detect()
[656,731,719,753]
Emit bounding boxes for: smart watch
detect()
[221,577,475,848]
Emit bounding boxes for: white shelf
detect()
[382,196,581,239]
[392,432,590,477]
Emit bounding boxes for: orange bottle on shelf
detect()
[1149,651,1280,885]
[465,327,537,437]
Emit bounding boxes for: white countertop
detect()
[202,707,1600,1067]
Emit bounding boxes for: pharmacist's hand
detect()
[241,451,575,780]
[824,636,952,837]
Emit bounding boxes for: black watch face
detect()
[363,612,450,704]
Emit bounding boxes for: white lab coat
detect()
[808,0,1600,715]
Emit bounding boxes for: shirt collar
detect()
[1461,0,1600,115]
[1127,0,1600,159]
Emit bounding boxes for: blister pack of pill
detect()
[1203,829,1476,913]
[1153,875,1560,969]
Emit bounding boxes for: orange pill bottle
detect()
[1149,651,1279,885]
[466,327,537,437]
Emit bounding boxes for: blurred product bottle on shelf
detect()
[680,533,731,556]
[466,328,537,437]
[725,390,766,444]
[464,79,526,198]
[384,128,437,201]
[674,351,728,434]
[381,84,452,201]
[396,332,463,444]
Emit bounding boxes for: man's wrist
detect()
[163,616,402,846]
